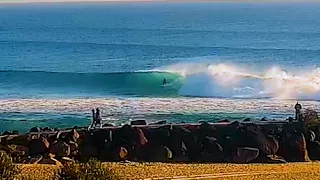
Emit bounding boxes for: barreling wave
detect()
[0,70,184,97]
[1,62,320,100]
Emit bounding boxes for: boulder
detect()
[149,120,167,125]
[66,129,80,142]
[145,145,172,162]
[218,119,230,123]
[28,155,43,164]
[29,137,49,156]
[49,141,70,158]
[280,132,311,162]
[307,141,320,160]
[136,128,148,146]
[68,141,79,153]
[261,118,267,122]
[243,118,251,122]
[2,131,11,136]
[130,120,147,126]
[102,123,114,127]
[232,147,259,163]
[79,145,99,159]
[11,130,19,135]
[5,135,29,146]
[42,127,54,132]
[40,157,62,166]
[265,135,279,155]
[29,127,41,133]
[119,147,128,160]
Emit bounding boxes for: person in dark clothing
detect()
[295,102,302,122]
[95,108,102,128]
[163,78,168,85]
[88,108,102,129]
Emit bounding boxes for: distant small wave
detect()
[2,40,320,52]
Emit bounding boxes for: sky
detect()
[0,0,150,3]
[0,0,318,3]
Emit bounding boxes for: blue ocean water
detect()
[1,2,320,132]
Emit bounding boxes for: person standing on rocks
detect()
[295,102,302,122]
[95,108,103,128]
[89,108,102,129]
[88,109,96,130]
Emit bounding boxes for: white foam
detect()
[154,62,320,99]
[0,98,319,120]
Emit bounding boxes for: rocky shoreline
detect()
[1,117,320,165]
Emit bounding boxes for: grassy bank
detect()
[17,162,320,180]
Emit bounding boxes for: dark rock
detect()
[5,135,29,146]
[130,120,147,126]
[68,141,79,153]
[12,130,19,135]
[118,146,128,160]
[261,117,267,122]
[150,120,167,125]
[66,129,80,142]
[307,141,320,160]
[2,131,11,136]
[170,126,202,161]
[265,135,279,155]
[279,132,310,162]
[43,127,53,132]
[15,145,29,156]
[79,145,99,160]
[40,157,62,166]
[136,128,148,146]
[29,137,50,156]
[288,117,294,122]
[243,118,251,122]
[218,119,230,123]
[232,147,259,163]
[49,141,70,158]
[145,145,172,162]
[265,155,286,163]
[28,155,43,164]
[29,126,41,133]
[102,123,114,127]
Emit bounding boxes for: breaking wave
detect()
[1,62,320,100]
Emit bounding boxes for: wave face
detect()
[1,63,320,100]
[0,70,183,98]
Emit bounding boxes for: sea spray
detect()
[155,62,320,99]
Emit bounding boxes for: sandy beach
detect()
[18,162,320,180]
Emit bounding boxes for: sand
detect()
[18,162,320,180]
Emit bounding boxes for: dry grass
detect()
[18,162,320,180]
[17,164,59,180]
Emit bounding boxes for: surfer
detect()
[163,78,168,85]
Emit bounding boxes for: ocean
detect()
[1,2,320,133]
